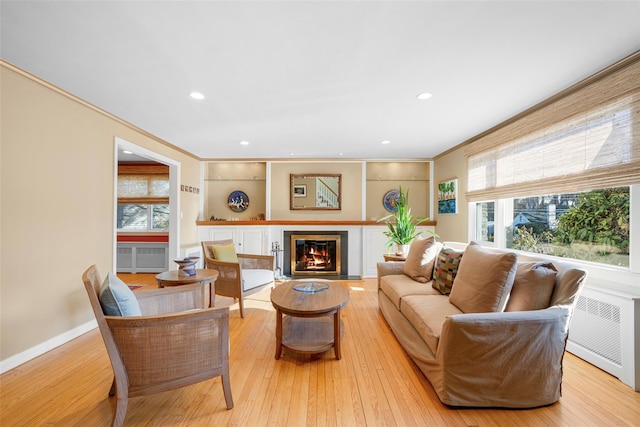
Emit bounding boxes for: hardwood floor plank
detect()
[2,277,639,426]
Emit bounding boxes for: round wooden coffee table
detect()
[270,280,349,360]
[155,269,219,307]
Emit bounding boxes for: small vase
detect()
[395,244,410,256]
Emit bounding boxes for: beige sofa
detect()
[377,240,587,408]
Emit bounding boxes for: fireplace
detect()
[283,231,348,277]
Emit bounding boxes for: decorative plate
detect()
[292,281,330,293]
[383,189,400,212]
[227,190,249,212]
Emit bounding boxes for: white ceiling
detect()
[2,1,639,161]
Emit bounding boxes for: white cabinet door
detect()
[206,227,236,243]
[200,226,269,255]
[363,226,391,278]
[237,228,267,254]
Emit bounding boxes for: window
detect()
[474,202,494,242]
[117,204,169,231]
[506,188,629,267]
[117,163,169,231]
[465,57,639,276]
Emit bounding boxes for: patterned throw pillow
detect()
[432,246,464,295]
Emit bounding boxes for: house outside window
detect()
[117,164,169,232]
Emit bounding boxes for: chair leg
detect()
[222,373,234,409]
[113,394,128,427]
[238,296,245,318]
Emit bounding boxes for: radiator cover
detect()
[566,285,639,391]
[117,242,169,273]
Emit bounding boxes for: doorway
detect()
[114,137,180,273]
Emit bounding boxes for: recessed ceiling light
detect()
[381,140,391,145]
[189,91,205,100]
[122,150,133,154]
[289,152,295,156]
[239,140,250,146]
[417,92,433,100]
[338,152,344,156]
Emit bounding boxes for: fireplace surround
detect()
[283,230,348,277]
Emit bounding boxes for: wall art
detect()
[437,179,458,214]
[228,190,249,212]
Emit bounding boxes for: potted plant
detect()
[378,187,432,256]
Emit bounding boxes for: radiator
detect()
[116,242,169,273]
[566,285,639,391]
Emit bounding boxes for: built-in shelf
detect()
[366,179,429,182]
[205,178,266,182]
[196,220,437,226]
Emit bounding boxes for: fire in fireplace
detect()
[291,234,341,275]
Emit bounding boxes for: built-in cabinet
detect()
[197,222,436,278]
[197,226,270,256]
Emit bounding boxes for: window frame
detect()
[468,184,639,288]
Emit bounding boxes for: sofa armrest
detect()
[376,262,405,288]
[436,307,571,407]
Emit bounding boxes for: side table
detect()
[155,268,219,308]
[383,254,407,262]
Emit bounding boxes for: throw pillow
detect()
[505,262,557,311]
[211,243,239,262]
[449,242,518,313]
[99,272,142,316]
[432,245,464,295]
[402,237,442,283]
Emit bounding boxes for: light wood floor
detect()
[1,275,639,426]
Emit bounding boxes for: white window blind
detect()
[466,57,640,202]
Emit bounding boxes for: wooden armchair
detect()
[201,240,275,318]
[82,265,233,427]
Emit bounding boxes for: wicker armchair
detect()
[82,265,233,427]
[201,240,275,318]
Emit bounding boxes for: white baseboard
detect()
[0,320,98,374]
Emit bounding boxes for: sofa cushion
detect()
[432,245,464,295]
[242,269,274,291]
[506,262,557,311]
[211,243,239,262]
[402,237,442,283]
[99,272,142,316]
[379,274,442,310]
[401,294,463,354]
[449,242,518,313]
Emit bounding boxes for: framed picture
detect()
[383,189,400,212]
[228,190,249,212]
[437,179,458,214]
[293,184,307,197]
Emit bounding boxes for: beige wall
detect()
[433,148,468,242]
[365,162,430,221]
[0,65,200,362]
[203,162,266,220]
[270,162,363,220]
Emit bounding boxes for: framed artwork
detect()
[437,179,458,214]
[383,189,400,212]
[227,190,249,212]
[293,184,307,197]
